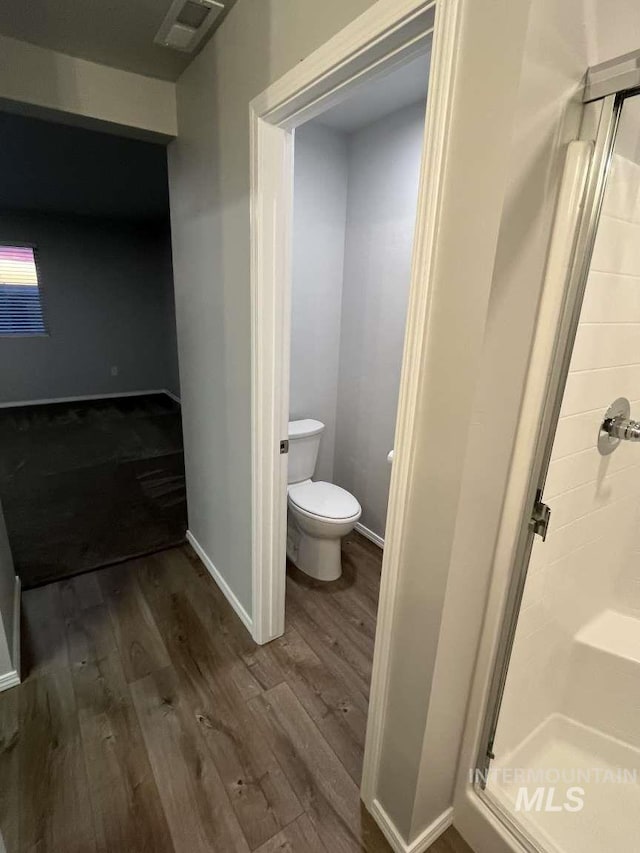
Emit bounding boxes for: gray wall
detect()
[290,102,425,538]
[334,102,425,537]
[290,123,348,482]
[0,211,180,402]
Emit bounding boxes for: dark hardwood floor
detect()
[0,531,473,852]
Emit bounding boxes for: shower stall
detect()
[474,50,640,853]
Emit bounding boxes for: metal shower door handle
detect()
[598,397,640,454]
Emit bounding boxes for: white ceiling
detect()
[0,0,236,81]
[314,52,431,134]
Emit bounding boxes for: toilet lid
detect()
[288,481,361,519]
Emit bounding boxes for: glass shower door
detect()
[482,92,640,853]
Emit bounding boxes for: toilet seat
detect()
[288,480,361,522]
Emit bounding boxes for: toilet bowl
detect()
[286,419,361,581]
[287,479,361,581]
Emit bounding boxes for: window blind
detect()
[0,246,46,335]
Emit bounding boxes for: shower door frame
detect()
[476,93,620,789]
[455,57,640,853]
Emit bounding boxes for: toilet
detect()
[286,419,361,581]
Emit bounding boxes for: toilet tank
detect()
[288,419,324,484]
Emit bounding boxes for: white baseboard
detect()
[11,575,20,681]
[186,530,253,634]
[0,389,179,409]
[370,799,453,853]
[355,522,384,549]
[0,577,21,694]
[0,669,20,693]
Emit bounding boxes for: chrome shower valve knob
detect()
[598,397,640,455]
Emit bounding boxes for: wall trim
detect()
[0,669,20,693]
[11,575,20,682]
[0,389,180,409]
[186,530,253,634]
[0,576,22,693]
[355,522,384,549]
[370,799,453,853]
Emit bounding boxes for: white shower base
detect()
[487,714,640,853]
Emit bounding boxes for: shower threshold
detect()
[486,714,640,853]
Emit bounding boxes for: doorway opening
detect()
[286,50,428,577]
[281,50,430,772]
[288,51,428,557]
[251,28,435,648]
[0,110,186,589]
[249,0,442,635]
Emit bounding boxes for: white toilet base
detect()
[287,514,346,581]
[298,532,342,581]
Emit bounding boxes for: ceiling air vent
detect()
[154,0,224,52]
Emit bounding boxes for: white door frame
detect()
[250,0,460,635]
[249,0,462,805]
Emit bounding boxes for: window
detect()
[0,245,46,336]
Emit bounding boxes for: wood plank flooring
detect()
[0,531,473,853]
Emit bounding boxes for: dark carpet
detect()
[0,393,187,588]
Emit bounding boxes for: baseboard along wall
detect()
[355,522,384,549]
[0,576,22,693]
[186,530,253,634]
[0,389,180,409]
[370,800,453,853]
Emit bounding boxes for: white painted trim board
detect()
[355,522,384,549]
[0,389,181,409]
[11,575,20,681]
[186,530,253,633]
[370,799,453,853]
[0,575,22,693]
[0,669,20,693]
